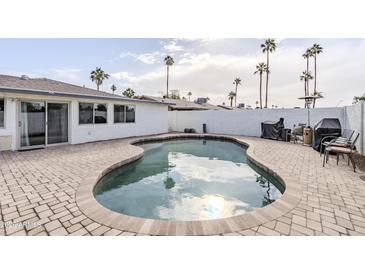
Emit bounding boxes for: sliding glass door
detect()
[20,101,46,148]
[47,103,68,144]
[20,101,68,149]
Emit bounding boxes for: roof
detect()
[141,95,221,110]
[0,74,168,105]
[217,104,233,110]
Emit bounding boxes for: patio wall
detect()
[168,104,365,155]
[343,102,365,154]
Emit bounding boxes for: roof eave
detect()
[0,86,170,105]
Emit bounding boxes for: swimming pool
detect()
[94,138,284,221]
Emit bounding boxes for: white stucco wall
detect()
[0,92,169,150]
[343,102,365,154]
[0,98,17,150]
[169,107,345,137]
[70,100,168,144]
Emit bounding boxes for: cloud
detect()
[111,39,365,107]
[119,51,137,59]
[119,51,163,64]
[163,40,184,52]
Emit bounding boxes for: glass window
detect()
[0,99,4,127]
[114,105,125,123]
[126,106,135,123]
[79,103,93,124]
[94,104,107,124]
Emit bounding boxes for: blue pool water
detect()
[94,138,284,221]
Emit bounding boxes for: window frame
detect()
[78,102,108,125]
[113,104,136,124]
[94,103,108,124]
[125,105,136,123]
[0,98,5,129]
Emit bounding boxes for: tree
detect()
[254,62,268,109]
[255,101,259,108]
[353,93,365,104]
[311,44,323,92]
[187,91,192,101]
[302,48,313,96]
[169,90,180,100]
[110,84,117,94]
[90,67,110,91]
[122,88,135,98]
[228,91,236,107]
[260,39,277,108]
[164,55,174,98]
[300,71,313,108]
[311,90,323,108]
[233,78,242,107]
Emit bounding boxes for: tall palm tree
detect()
[228,91,236,107]
[300,71,313,108]
[187,91,192,101]
[302,48,313,96]
[311,43,323,92]
[254,62,268,109]
[164,56,174,98]
[233,78,242,107]
[110,84,117,94]
[90,67,110,91]
[261,38,277,108]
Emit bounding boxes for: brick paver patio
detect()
[1,133,365,236]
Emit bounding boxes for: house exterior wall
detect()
[70,100,168,144]
[0,91,169,151]
[0,97,17,150]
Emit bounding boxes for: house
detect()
[140,95,223,111]
[0,74,169,151]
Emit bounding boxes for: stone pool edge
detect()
[75,134,303,236]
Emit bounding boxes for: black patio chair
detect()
[320,129,355,157]
[323,132,360,172]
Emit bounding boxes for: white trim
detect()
[0,97,5,129]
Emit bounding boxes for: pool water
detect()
[94,139,284,221]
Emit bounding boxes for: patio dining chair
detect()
[320,129,355,157]
[322,132,360,172]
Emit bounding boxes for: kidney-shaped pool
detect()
[93,138,284,221]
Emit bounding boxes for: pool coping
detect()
[76,134,302,235]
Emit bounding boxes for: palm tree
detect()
[187,91,192,101]
[122,88,135,98]
[233,78,242,107]
[110,84,117,94]
[164,56,174,98]
[311,90,323,108]
[261,39,277,108]
[90,67,110,91]
[311,44,323,92]
[254,62,268,109]
[228,91,236,107]
[302,48,313,96]
[300,71,313,108]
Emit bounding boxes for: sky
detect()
[0,38,364,108]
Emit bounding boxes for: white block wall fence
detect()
[168,102,365,155]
